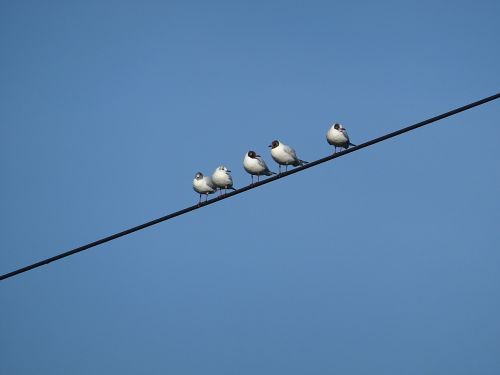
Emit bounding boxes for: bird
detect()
[326,123,355,153]
[193,172,217,204]
[243,150,276,184]
[268,140,307,173]
[212,165,236,195]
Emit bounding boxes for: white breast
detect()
[212,169,232,188]
[193,177,216,194]
[326,127,349,146]
[271,144,296,165]
[244,154,266,175]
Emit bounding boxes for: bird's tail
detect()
[229,187,236,191]
[349,142,356,147]
[298,159,308,166]
[265,171,277,176]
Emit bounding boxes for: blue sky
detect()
[1,1,499,373]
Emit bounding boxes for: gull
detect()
[243,150,276,184]
[193,172,217,204]
[212,165,236,195]
[268,140,307,173]
[326,123,355,153]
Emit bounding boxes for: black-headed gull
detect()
[326,123,355,153]
[212,165,236,195]
[243,151,276,184]
[193,172,217,204]
[268,140,307,173]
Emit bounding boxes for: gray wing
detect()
[341,129,350,142]
[256,156,270,171]
[283,144,298,161]
[205,176,217,190]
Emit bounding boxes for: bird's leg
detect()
[198,194,202,206]
[278,165,281,174]
[251,175,254,185]
[285,165,288,172]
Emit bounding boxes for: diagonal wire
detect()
[1,92,499,282]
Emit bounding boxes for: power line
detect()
[1,93,499,282]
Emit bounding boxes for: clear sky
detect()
[1,1,499,373]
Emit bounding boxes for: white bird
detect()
[212,165,236,195]
[326,123,355,153]
[193,172,217,204]
[243,150,276,184]
[268,140,307,173]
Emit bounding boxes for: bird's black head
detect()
[269,140,279,149]
[248,150,258,158]
[334,123,341,130]
[195,172,203,179]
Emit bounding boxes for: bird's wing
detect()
[256,156,269,170]
[283,145,298,160]
[341,129,350,142]
[206,177,217,190]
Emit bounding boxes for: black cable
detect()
[1,92,499,282]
